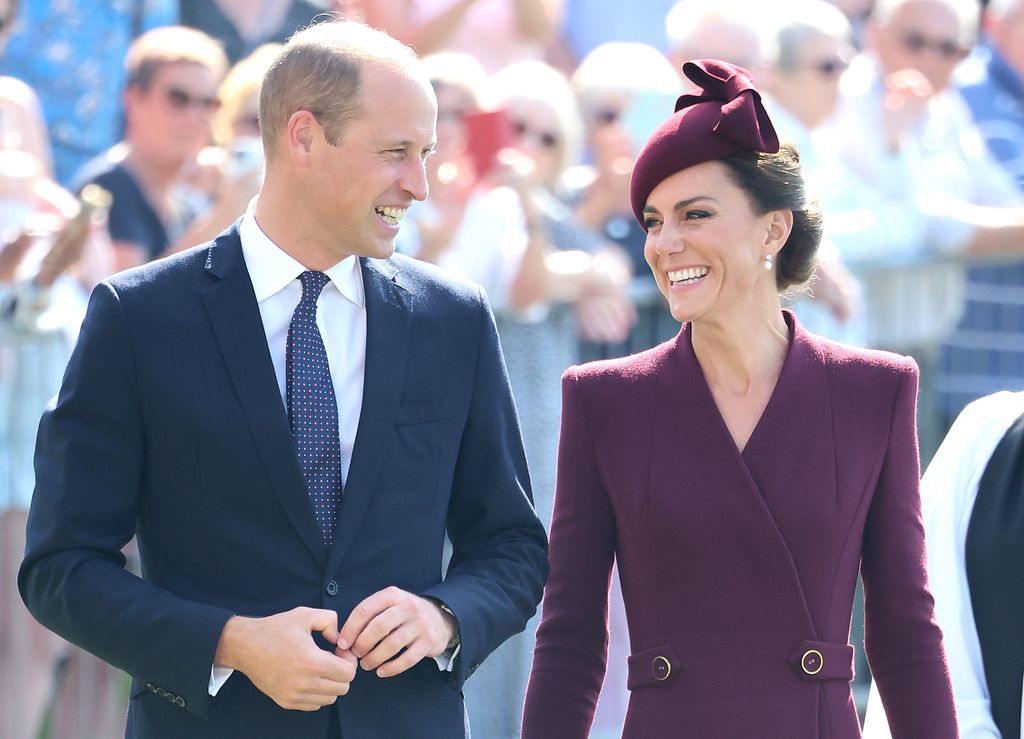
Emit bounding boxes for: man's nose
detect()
[403,158,429,202]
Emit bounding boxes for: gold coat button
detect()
[651,655,672,681]
[801,649,824,675]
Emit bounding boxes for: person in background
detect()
[832,0,1024,459]
[179,0,321,65]
[935,0,1024,436]
[0,120,115,739]
[71,25,232,272]
[401,54,632,738]
[825,0,877,48]
[664,0,770,75]
[523,58,958,738]
[0,0,177,186]
[863,389,1024,738]
[355,0,564,73]
[187,43,283,239]
[549,0,678,72]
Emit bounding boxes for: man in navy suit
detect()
[19,20,548,739]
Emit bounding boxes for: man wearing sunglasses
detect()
[71,26,230,273]
[826,0,1024,462]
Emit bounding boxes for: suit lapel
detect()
[200,228,327,566]
[327,257,412,572]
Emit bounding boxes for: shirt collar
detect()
[239,201,364,308]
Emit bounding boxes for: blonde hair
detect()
[124,26,228,90]
[213,43,282,147]
[488,60,584,183]
[259,19,420,159]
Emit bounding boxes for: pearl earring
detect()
[763,253,774,271]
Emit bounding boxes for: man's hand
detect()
[214,607,357,711]
[337,587,457,678]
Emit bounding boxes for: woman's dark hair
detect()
[720,143,822,292]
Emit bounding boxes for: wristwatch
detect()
[436,601,460,651]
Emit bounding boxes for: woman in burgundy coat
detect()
[521,60,958,738]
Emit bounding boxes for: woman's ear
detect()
[766,208,794,254]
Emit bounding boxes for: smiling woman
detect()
[522,59,960,739]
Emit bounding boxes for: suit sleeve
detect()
[860,360,958,738]
[521,367,617,739]
[421,286,549,689]
[18,282,233,720]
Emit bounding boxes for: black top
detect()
[967,408,1024,739]
[73,157,168,263]
[179,0,323,64]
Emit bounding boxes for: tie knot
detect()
[299,271,330,303]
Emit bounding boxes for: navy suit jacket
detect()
[19,225,548,739]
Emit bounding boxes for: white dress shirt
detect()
[862,390,1024,738]
[210,206,453,696]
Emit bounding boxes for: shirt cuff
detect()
[432,641,461,672]
[209,666,234,696]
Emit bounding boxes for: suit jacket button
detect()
[175,696,186,708]
[326,580,339,596]
[156,687,168,698]
[652,655,672,681]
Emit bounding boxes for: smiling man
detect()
[19,20,548,739]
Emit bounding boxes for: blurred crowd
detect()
[2,0,1024,737]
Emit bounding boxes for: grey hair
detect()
[870,0,980,48]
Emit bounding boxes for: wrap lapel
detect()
[200,229,327,566]
[327,257,412,572]
[659,314,819,636]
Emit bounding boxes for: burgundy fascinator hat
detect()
[629,59,780,226]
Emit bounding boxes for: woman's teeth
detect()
[668,267,709,285]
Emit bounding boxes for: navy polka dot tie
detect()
[286,271,342,547]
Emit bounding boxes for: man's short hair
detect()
[258,20,420,159]
[769,0,853,71]
[124,26,228,91]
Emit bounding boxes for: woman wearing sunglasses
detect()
[522,59,958,738]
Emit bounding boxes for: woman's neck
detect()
[690,305,790,397]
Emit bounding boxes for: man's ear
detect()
[284,110,319,165]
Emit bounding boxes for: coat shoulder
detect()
[563,335,678,393]
[808,332,918,390]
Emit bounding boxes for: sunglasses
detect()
[163,86,221,113]
[512,119,559,149]
[806,58,849,76]
[898,31,967,59]
[593,108,622,126]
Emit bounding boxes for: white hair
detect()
[664,0,770,60]
[766,0,854,69]
[871,0,980,47]
[571,42,680,110]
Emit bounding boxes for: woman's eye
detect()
[685,210,711,220]
[643,217,661,230]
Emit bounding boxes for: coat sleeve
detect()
[18,282,233,720]
[421,286,549,689]
[521,366,617,739]
[860,360,958,738]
